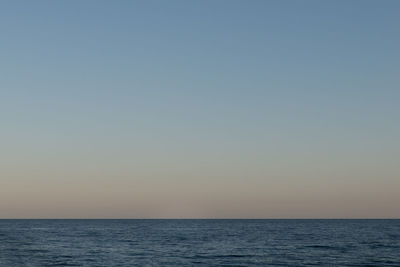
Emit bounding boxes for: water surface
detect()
[0,219,399,266]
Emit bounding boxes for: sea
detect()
[0,219,399,266]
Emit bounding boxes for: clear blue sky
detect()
[1,0,399,218]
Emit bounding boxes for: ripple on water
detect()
[0,219,399,266]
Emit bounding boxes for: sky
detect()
[0,0,399,218]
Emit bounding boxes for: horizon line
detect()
[0,218,399,220]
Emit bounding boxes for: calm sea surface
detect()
[0,219,399,266]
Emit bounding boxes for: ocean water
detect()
[0,219,399,266]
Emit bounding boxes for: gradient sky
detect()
[1,0,399,218]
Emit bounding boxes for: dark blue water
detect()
[0,220,399,266]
